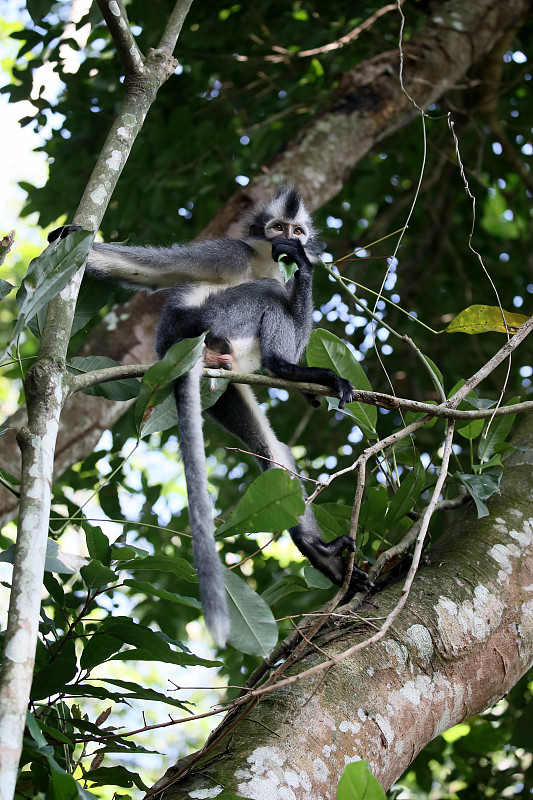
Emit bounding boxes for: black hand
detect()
[271,237,308,265]
[47,225,84,243]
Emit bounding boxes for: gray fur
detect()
[174,362,230,647]
[83,187,371,645]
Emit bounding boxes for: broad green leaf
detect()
[124,578,201,609]
[421,354,444,395]
[80,559,117,588]
[0,279,13,300]
[359,485,389,534]
[68,356,140,400]
[457,418,485,440]
[386,465,425,526]
[3,229,93,359]
[31,639,77,700]
[0,539,77,574]
[278,253,298,282]
[81,633,122,670]
[200,374,230,411]
[71,275,119,335]
[456,469,503,518]
[307,329,377,435]
[84,765,149,791]
[111,542,150,561]
[98,482,122,520]
[0,466,20,487]
[216,469,305,537]
[118,554,196,582]
[337,760,387,799]
[97,678,194,711]
[82,521,111,565]
[48,756,96,800]
[135,335,205,433]
[304,565,334,589]
[26,712,48,748]
[138,391,178,436]
[109,648,218,667]
[445,305,529,334]
[261,575,308,607]
[313,503,350,540]
[225,568,278,656]
[86,616,219,667]
[478,401,519,464]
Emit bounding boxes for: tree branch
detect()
[95,0,144,75]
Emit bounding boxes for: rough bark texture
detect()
[153,416,533,798]
[1,0,530,524]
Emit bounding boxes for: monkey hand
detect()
[47,225,84,243]
[270,237,309,268]
[331,375,356,409]
[292,528,373,599]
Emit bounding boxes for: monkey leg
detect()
[208,384,371,596]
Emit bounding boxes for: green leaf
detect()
[123,578,202,609]
[278,253,298,282]
[48,756,96,800]
[31,638,77,701]
[386,465,425,526]
[359,485,389,534]
[71,275,118,335]
[84,765,149,791]
[225,568,278,656]
[85,617,220,667]
[82,522,111,565]
[261,574,308,607]
[457,418,485,441]
[456,469,503,518]
[26,711,48,748]
[200,373,231,411]
[95,678,193,711]
[216,469,305,536]
[445,305,529,334]
[81,633,123,670]
[135,335,205,432]
[0,279,13,300]
[3,229,93,359]
[337,760,387,799]
[118,554,196,582]
[477,401,519,464]
[80,559,117,588]
[307,329,377,435]
[0,539,77,574]
[137,391,178,436]
[109,648,219,667]
[304,565,334,589]
[313,503,350,540]
[68,356,140,400]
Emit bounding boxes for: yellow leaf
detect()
[445,305,530,335]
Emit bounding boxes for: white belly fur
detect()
[230,337,261,373]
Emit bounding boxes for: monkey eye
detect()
[294,227,305,236]
[273,223,284,231]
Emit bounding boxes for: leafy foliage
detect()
[1,0,533,797]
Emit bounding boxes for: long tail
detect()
[174,362,230,647]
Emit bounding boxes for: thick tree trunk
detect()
[150,415,533,798]
[1,0,530,521]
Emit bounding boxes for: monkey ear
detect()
[248,223,262,236]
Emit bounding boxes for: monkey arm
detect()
[87,239,260,290]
